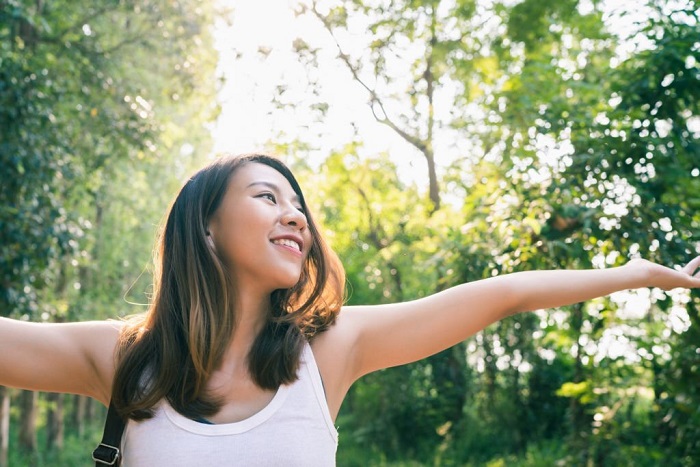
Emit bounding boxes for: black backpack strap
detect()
[93,400,125,466]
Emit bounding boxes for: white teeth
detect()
[272,238,301,251]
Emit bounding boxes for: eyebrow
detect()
[247,181,300,203]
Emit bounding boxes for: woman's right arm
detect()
[0,318,122,406]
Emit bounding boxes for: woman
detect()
[1,153,699,465]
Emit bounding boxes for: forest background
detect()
[1,0,699,465]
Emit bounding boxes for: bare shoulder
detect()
[311,306,367,363]
[310,305,381,371]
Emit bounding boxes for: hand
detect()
[627,256,700,291]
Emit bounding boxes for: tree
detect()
[282,0,699,463]
[0,0,219,462]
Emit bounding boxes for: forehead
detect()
[228,162,298,197]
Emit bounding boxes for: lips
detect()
[270,235,303,253]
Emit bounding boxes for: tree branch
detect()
[309,2,427,153]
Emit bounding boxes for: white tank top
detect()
[121,343,338,466]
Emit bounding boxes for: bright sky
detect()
[210,0,657,187]
[211,0,409,167]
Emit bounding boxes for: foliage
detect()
[2,0,699,464]
[0,0,219,460]
[8,394,104,466]
[0,0,219,322]
[283,0,700,464]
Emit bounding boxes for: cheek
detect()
[215,222,263,262]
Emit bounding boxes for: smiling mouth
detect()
[271,238,301,252]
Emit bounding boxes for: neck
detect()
[224,291,271,364]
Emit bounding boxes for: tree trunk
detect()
[424,150,440,212]
[46,392,64,450]
[0,386,10,467]
[481,331,497,409]
[86,396,96,422]
[19,390,38,453]
[71,394,87,438]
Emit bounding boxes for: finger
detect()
[688,270,700,285]
[682,255,700,275]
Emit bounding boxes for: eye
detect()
[258,192,276,203]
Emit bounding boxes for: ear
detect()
[206,231,215,249]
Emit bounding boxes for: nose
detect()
[281,205,308,231]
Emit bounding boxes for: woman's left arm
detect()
[336,257,700,383]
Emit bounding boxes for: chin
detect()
[271,272,303,291]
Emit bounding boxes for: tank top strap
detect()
[301,342,338,442]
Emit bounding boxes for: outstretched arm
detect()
[481,257,700,318]
[0,318,121,405]
[314,256,700,411]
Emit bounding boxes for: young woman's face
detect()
[207,162,312,295]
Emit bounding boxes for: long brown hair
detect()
[111,154,345,421]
